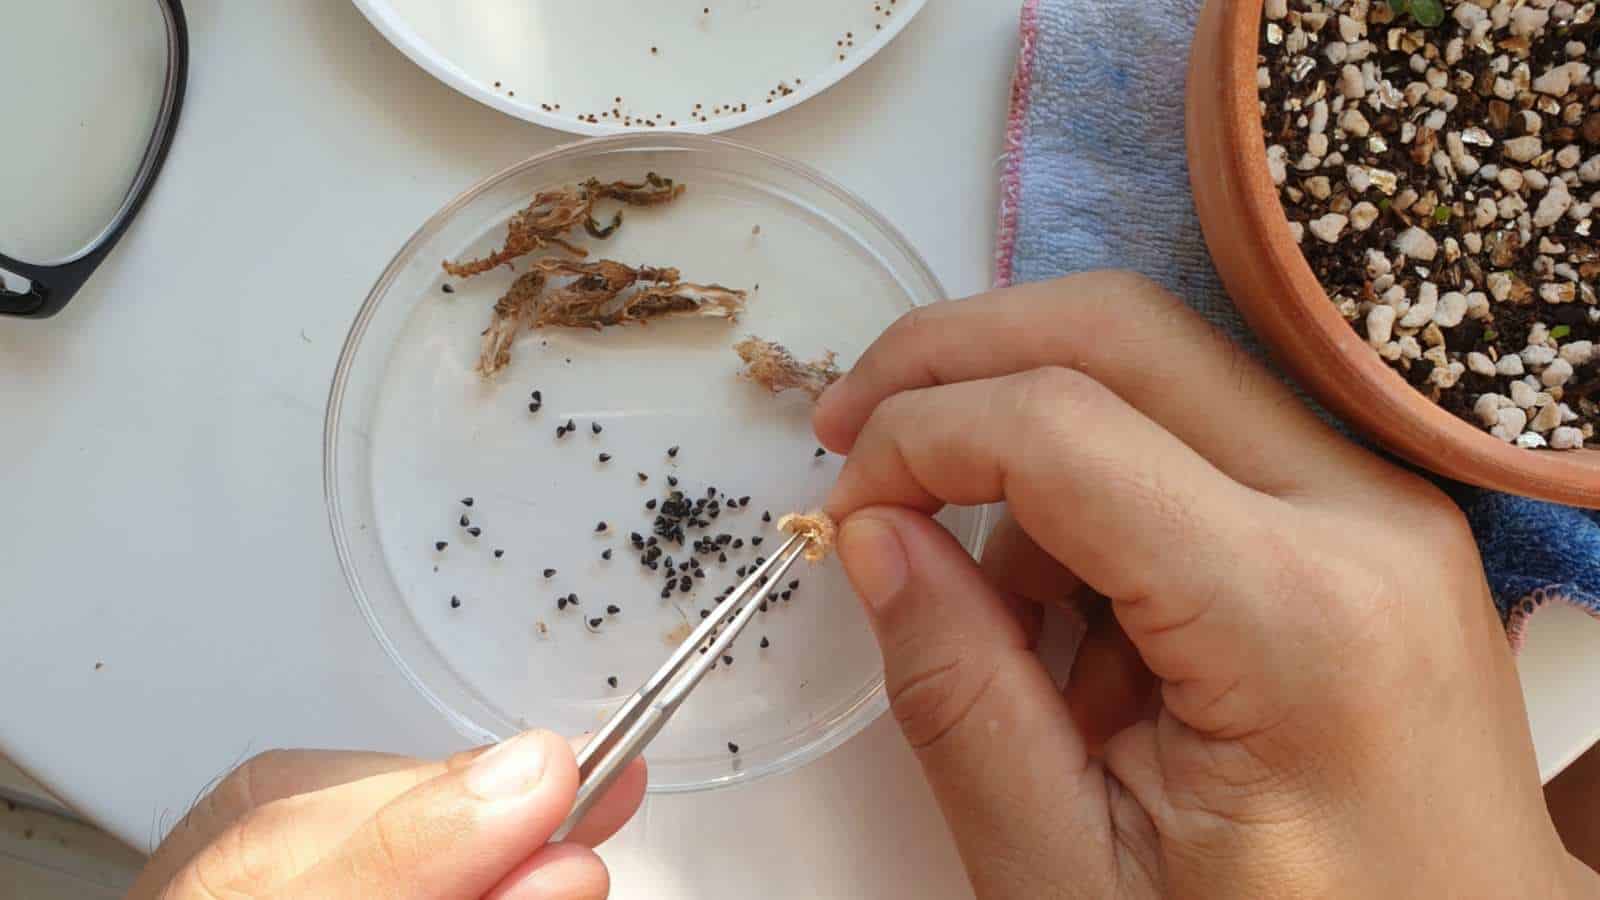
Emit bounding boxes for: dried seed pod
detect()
[733,337,843,399]
[477,270,547,377]
[532,259,682,329]
[777,510,838,562]
[443,175,684,278]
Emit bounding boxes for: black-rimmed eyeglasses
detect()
[0,0,188,319]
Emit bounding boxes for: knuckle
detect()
[888,651,998,751]
[885,300,954,348]
[1007,366,1115,444]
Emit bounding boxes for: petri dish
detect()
[325,134,991,791]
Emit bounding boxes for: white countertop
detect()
[1,2,1595,897]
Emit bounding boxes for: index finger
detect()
[816,272,1378,498]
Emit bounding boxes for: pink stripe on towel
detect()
[994,0,1039,289]
[1505,589,1600,655]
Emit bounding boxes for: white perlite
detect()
[1532,180,1573,228]
[1492,406,1530,441]
[1393,226,1438,261]
[1542,357,1576,387]
[1366,304,1396,346]
[1560,340,1595,367]
[1551,427,1586,450]
[1349,201,1380,230]
[1309,213,1348,242]
[1502,135,1544,162]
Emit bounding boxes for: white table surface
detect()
[2,2,1596,897]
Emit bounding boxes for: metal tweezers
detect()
[552,531,812,841]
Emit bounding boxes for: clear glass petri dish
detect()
[325,134,992,792]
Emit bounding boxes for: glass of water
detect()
[0,0,188,318]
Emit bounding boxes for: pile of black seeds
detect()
[433,389,829,756]
[1260,0,1599,449]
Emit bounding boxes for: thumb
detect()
[837,507,1115,898]
[277,729,603,900]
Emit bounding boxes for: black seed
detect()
[739,496,751,506]
[435,541,448,552]
[450,595,461,608]
[781,591,792,601]
[607,604,621,615]
[718,552,728,563]
[602,549,613,560]
[707,487,717,499]
[737,566,748,577]
[598,453,612,463]
[460,514,471,527]
[722,654,733,665]
[751,537,763,547]
[460,497,474,507]
[556,426,566,437]
[732,539,744,549]
[668,475,679,487]
[595,521,608,533]
[531,390,542,402]
[558,596,569,610]
[631,532,644,543]
[755,557,766,565]
[566,419,576,432]
[646,499,657,510]
[544,568,557,578]
[700,609,711,618]
[530,402,542,413]
[649,561,659,571]
[728,742,740,754]
[661,587,673,599]
[667,446,680,458]
[592,421,603,435]
[760,636,770,649]
[494,549,505,559]
[607,676,619,688]
[589,617,603,628]
[717,534,732,545]
[759,600,768,612]
[679,575,692,590]
[441,283,455,294]
[467,527,482,537]
[762,511,772,523]
[789,581,799,591]
[815,447,827,458]
[638,472,649,483]
[568,593,580,606]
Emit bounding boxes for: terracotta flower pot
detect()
[1185,0,1600,509]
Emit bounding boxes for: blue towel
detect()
[995,0,1600,647]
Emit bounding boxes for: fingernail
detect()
[839,516,909,616]
[466,731,549,800]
